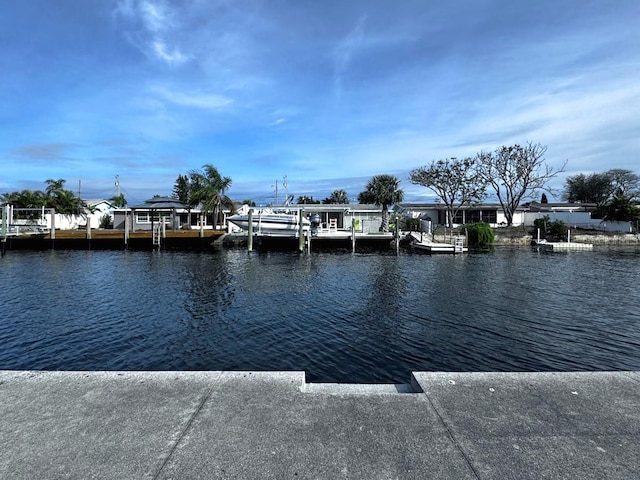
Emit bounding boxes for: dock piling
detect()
[298,209,305,253]
[124,212,129,249]
[351,219,356,253]
[1,205,7,256]
[247,210,253,252]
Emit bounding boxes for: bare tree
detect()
[606,169,640,199]
[477,142,566,226]
[409,157,487,228]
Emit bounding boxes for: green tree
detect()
[1,189,47,219]
[357,174,404,232]
[45,178,66,198]
[109,194,127,207]
[296,196,320,204]
[240,199,256,207]
[540,193,548,204]
[600,195,640,222]
[322,189,349,204]
[188,164,235,228]
[409,157,487,228]
[477,142,566,226]
[173,174,192,206]
[533,215,567,240]
[50,189,85,215]
[563,172,612,205]
[99,213,112,229]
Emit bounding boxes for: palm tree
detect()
[358,174,404,232]
[189,164,235,228]
[2,190,47,219]
[45,179,66,198]
[323,189,349,204]
[51,189,85,215]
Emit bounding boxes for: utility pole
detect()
[283,175,288,204]
[273,180,278,205]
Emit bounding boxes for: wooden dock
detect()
[407,232,468,254]
[2,229,225,251]
[533,240,594,251]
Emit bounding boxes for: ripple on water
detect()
[1,248,639,382]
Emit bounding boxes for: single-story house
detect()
[113,196,233,232]
[230,203,387,234]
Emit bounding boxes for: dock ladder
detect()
[452,236,465,253]
[152,224,161,248]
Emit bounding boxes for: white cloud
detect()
[152,40,187,64]
[333,15,367,100]
[140,1,170,32]
[152,87,233,110]
[115,0,188,65]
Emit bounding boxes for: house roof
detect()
[130,196,187,210]
[84,199,113,207]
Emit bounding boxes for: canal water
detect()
[1,247,639,383]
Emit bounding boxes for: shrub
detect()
[401,217,420,231]
[533,215,567,240]
[464,223,495,249]
[99,213,112,229]
[548,220,567,240]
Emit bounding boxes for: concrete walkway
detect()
[1,371,639,479]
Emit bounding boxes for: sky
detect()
[1,0,639,206]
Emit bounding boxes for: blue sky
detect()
[2,0,639,205]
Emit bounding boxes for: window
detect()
[482,210,497,224]
[466,210,481,224]
[136,211,169,223]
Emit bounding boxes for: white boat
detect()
[228,210,310,236]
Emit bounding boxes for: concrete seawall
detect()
[1,370,639,479]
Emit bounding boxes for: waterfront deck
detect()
[533,240,594,251]
[1,370,638,479]
[1,229,225,251]
[408,232,468,253]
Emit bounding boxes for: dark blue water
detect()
[1,247,639,383]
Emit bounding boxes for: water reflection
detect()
[1,248,639,382]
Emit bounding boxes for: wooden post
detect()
[124,211,129,249]
[351,218,356,253]
[298,209,305,253]
[395,215,400,255]
[162,215,166,250]
[86,217,91,239]
[50,209,55,250]
[1,205,7,256]
[247,210,253,252]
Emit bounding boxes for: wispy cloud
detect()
[115,0,189,65]
[152,87,233,110]
[3,1,640,203]
[8,143,77,162]
[333,15,367,100]
[152,40,187,64]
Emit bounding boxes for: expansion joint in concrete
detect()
[420,390,482,480]
[151,381,217,479]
